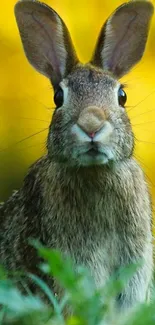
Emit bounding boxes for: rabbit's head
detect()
[15,1,154,167]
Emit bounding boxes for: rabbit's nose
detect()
[77,106,106,137]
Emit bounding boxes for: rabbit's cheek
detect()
[51,107,64,125]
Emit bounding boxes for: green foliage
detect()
[0,242,154,325]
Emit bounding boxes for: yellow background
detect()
[0,0,155,216]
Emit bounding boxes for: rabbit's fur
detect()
[0,0,154,312]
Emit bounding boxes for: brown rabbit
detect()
[0,0,154,313]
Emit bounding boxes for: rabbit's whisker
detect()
[133,153,155,189]
[135,138,155,145]
[4,142,46,154]
[0,128,48,154]
[132,120,155,127]
[127,89,155,115]
[12,116,50,124]
[130,107,155,120]
[23,91,54,112]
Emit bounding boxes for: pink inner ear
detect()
[107,11,138,73]
[15,1,79,85]
[91,2,154,78]
[31,10,63,80]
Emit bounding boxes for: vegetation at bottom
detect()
[0,241,154,325]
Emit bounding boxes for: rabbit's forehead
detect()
[66,66,118,93]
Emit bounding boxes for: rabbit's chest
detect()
[44,192,123,287]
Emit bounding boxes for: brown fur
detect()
[0,0,154,314]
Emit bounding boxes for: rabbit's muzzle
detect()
[71,106,114,165]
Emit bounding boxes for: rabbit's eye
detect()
[118,88,127,107]
[54,87,63,108]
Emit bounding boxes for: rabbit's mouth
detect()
[87,147,99,157]
[78,145,114,166]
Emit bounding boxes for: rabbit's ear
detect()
[14,1,78,88]
[91,1,154,78]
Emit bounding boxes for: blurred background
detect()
[0,0,155,214]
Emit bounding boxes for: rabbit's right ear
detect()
[91,1,154,78]
[14,0,78,88]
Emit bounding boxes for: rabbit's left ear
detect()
[91,1,154,78]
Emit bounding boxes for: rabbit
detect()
[0,0,154,314]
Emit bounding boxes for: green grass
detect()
[0,241,154,325]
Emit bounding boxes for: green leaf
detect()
[28,272,65,323]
